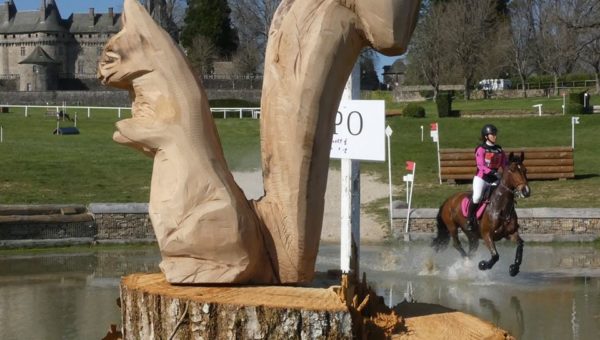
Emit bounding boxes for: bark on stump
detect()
[120,273,353,339]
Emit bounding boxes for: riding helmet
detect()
[481,124,498,138]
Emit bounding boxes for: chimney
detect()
[40,0,47,21]
[1,2,8,23]
[89,7,95,20]
[108,7,114,19]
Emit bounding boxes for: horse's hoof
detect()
[478,261,488,270]
[509,264,520,277]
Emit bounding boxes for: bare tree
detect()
[508,0,538,97]
[406,2,450,99]
[580,36,600,94]
[142,0,185,41]
[189,35,218,75]
[230,0,281,74]
[532,0,587,93]
[444,0,499,100]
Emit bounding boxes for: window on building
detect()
[77,60,84,74]
[26,83,32,91]
[20,46,25,56]
[32,65,37,73]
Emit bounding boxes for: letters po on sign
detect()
[330,100,385,162]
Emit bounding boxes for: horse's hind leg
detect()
[467,234,479,257]
[509,233,524,277]
[451,231,468,258]
[478,234,499,270]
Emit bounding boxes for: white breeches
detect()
[472,176,489,204]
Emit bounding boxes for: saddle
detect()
[461,183,497,219]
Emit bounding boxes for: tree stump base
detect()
[120,273,353,339]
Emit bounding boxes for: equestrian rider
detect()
[467,124,508,232]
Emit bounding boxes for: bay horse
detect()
[432,152,531,276]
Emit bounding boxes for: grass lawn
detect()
[0,100,598,209]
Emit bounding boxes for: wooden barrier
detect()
[439,146,574,182]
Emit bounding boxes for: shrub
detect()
[418,90,434,99]
[403,103,426,118]
[568,91,585,105]
[436,92,452,117]
[209,98,259,107]
[566,103,585,115]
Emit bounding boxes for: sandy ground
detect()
[233,168,391,243]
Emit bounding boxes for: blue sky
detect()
[17,0,401,77]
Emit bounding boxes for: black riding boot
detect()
[466,199,479,232]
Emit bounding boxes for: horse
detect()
[432,152,531,276]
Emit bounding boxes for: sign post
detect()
[572,116,580,149]
[333,64,386,277]
[403,161,416,240]
[430,122,441,184]
[386,126,393,232]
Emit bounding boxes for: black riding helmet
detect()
[481,124,498,139]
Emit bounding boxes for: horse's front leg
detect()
[508,232,524,277]
[478,233,499,271]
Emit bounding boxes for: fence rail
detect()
[0,104,261,119]
[439,147,575,182]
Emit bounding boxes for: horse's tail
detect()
[431,209,450,252]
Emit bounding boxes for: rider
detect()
[466,124,508,232]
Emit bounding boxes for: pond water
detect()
[0,242,599,339]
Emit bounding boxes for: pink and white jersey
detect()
[475,143,507,181]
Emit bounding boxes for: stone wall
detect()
[1,205,599,247]
[392,208,600,242]
[0,89,262,106]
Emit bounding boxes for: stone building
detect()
[0,0,120,91]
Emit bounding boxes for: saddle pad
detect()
[461,197,487,219]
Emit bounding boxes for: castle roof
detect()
[18,45,58,64]
[0,0,120,35]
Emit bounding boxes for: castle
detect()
[0,0,120,91]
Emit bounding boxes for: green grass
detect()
[0,99,599,208]
[384,94,600,116]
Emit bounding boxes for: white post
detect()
[239,108,243,119]
[404,164,416,235]
[87,107,91,118]
[563,93,566,115]
[533,104,543,116]
[340,62,360,276]
[25,106,28,117]
[118,108,121,119]
[386,126,393,232]
[435,136,441,185]
[572,116,579,149]
[74,114,78,128]
[0,124,3,143]
[56,120,59,135]
[420,125,423,142]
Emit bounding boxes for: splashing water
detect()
[446,257,491,283]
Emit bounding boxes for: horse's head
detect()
[503,152,531,198]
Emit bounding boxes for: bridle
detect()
[500,162,529,198]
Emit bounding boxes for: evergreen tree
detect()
[181,0,238,58]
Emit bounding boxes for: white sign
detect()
[330,100,385,161]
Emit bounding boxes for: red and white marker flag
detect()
[403,161,416,235]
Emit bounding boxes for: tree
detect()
[230,0,281,74]
[532,0,584,94]
[188,35,218,74]
[508,0,538,97]
[142,0,184,41]
[359,49,381,90]
[181,0,238,59]
[405,1,450,99]
[580,35,600,94]
[444,0,500,100]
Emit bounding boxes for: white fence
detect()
[0,104,261,119]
